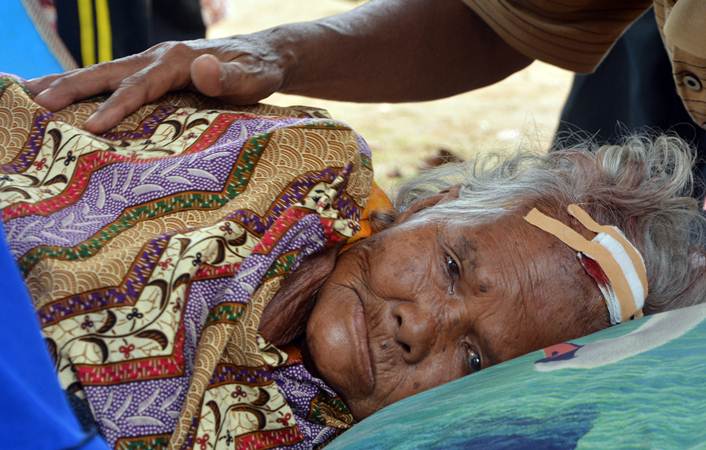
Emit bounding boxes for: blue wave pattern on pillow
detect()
[330,303,706,449]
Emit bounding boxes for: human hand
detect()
[26,36,291,134]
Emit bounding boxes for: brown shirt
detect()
[463,0,706,128]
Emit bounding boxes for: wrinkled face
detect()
[306,207,605,419]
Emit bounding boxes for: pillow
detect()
[330,303,706,449]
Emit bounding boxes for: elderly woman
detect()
[289,138,706,421]
[0,76,703,449]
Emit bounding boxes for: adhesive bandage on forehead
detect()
[524,204,648,325]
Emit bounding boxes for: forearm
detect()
[27,0,533,133]
[260,0,533,102]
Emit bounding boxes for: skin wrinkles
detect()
[310,228,462,417]
[27,0,531,134]
[262,191,609,421]
[459,222,526,363]
[353,237,430,379]
[496,220,556,349]
[479,222,553,359]
[448,232,478,273]
[437,231,482,354]
[307,201,608,420]
[354,287,405,413]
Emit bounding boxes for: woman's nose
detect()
[391,302,436,364]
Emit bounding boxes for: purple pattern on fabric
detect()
[32,166,349,328]
[223,215,326,305]
[37,235,169,326]
[208,364,273,386]
[0,91,372,449]
[85,377,188,446]
[77,270,253,447]
[76,216,329,447]
[217,167,342,237]
[356,134,372,159]
[80,274,216,447]
[98,105,179,141]
[272,363,343,449]
[4,117,307,257]
[79,279,226,447]
[183,279,230,364]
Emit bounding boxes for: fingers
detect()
[191,54,284,104]
[82,87,139,134]
[23,39,284,133]
[29,42,198,133]
[190,54,224,97]
[25,73,64,95]
[84,62,189,133]
[29,59,141,112]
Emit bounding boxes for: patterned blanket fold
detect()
[0,76,372,449]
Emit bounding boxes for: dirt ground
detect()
[209,0,573,190]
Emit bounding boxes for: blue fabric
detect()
[1,1,65,78]
[0,220,108,450]
[330,303,706,449]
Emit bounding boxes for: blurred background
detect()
[211,0,572,190]
[5,0,572,191]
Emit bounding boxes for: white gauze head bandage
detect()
[524,204,648,324]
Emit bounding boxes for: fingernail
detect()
[218,63,226,83]
[84,112,100,130]
[33,90,58,110]
[84,111,111,134]
[34,89,50,102]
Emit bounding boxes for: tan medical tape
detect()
[567,205,648,292]
[524,206,644,323]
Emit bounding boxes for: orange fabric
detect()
[342,181,393,251]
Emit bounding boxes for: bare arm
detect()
[274,0,532,101]
[27,0,532,133]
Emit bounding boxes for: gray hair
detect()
[395,135,706,313]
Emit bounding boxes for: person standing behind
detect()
[28,0,706,204]
[554,8,706,200]
[53,0,207,67]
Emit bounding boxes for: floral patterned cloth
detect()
[0,76,372,449]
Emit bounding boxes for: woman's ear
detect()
[259,244,341,345]
[396,184,461,223]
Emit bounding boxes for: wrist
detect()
[251,24,302,93]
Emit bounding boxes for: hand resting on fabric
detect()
[1,77,703,446]
[25,0,530,134]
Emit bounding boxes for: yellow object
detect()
[78,0,113,66]
[78,0,95,66]
[95,0,113,63]
[342,181,393,251]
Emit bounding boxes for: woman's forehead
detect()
[390,209,567,266]
[444,213,546,246]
